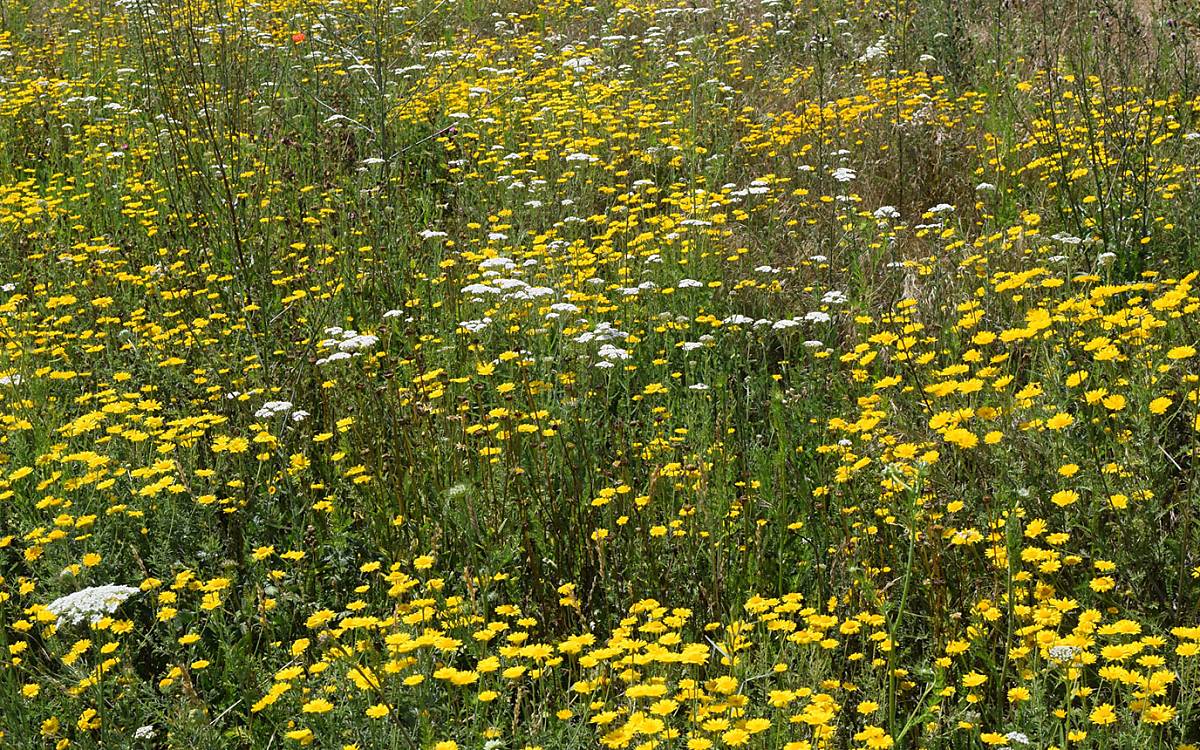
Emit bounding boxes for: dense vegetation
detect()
[3,0,1200,747]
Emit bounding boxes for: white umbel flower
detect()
[47,584,139,626]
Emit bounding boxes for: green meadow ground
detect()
[3,0,1200,747]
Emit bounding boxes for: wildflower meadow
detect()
[2,0,1200,747]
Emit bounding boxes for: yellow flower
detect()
[852,726,893,749]
[650,700,679,716]
[1142,704,1176,724]
[1046,413,1074,430]
[366,704,389,718]
[1089,703,1116,725]
[302,699,334,714]
[1051,490,1079,507]
[414,555,435,570]
[285,729,315,745]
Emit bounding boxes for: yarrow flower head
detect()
[46,584,140,626]
[255,400,308,421]
[1048,645,1080,662]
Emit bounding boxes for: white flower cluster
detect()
[1048,645,1080,662]
[857,34,890,63]
[562,56,594,71]
[316,327,379,365]
[574,321,628,344]
[254,400,309,422]
[47,584,140,626]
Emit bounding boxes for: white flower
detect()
[858,35,889,63]
[1048,645,1079,662]
[804,311,832,323]
[831,167,857,182]
[254,401,295,419]
[315,352,351,366]
[316,328,378,364]
[677,278,703,288]
[462,283,501,295]
[479,256,515,270]
[574,322,627,343]
[335,334,378,352]
[873,205,900,219]
[821,290,848,304]
[458,317,493,333]
[597,344,631,361]
[975,182,996,191]
[134,725,158,740]
[47,584,140,626]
